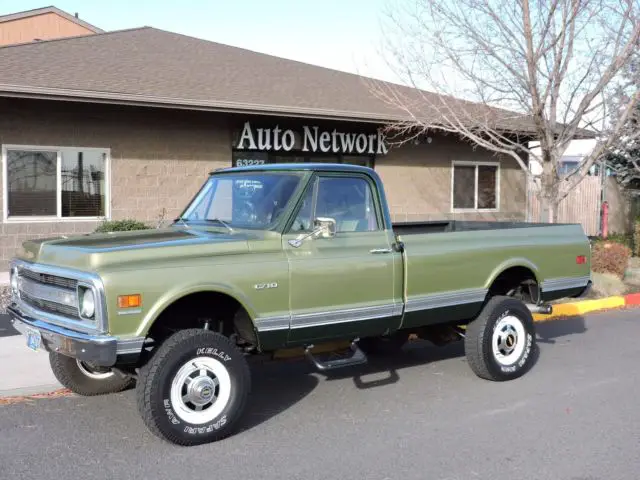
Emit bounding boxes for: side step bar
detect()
[304,339,368,372]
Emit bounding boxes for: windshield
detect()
[179,172,303,230]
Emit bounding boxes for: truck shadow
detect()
[236,340,482,433]
[535,316,587,345]
[236,359,321,434]
[237,316,588,433]
[321,340,468,389]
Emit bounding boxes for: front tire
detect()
[135,329,251,446]
[49,352,135,396]
[464,295,537,381]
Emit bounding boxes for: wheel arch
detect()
[484,259,541,303]
[136,283,259,340]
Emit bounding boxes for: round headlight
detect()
[81,289,96,318]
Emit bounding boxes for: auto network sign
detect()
[234,121,389,155]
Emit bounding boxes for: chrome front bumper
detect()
[8,304,144,367]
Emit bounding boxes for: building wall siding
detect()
[378,136,527,222]
[0,99,232,269]
[0,12,95,46]
[0,98,527,270]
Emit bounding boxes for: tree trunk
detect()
[539,195,560,223]
[550,199,559,223]
[539,159,560,223]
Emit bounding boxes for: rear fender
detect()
[483,258,541,291]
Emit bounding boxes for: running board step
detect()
[304,339,368,372]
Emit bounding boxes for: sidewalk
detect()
[0,271,8,286]
[0,335,62,396]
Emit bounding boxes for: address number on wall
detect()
[235,159,266,166]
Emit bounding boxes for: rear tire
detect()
[49,352,135,396]
[464,295,537,381]
[135,328,251,446]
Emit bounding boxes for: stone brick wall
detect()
[0,98,528,270]
[0,98,231,270]
[377,135,527,223]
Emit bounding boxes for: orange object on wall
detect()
[0,6,102,47]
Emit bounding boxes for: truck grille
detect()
[17,268,80,320]
[19,268,78,290]
[20,291,79,318]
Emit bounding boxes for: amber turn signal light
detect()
[118,294,142,309]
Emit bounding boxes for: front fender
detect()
[135,282,259,337]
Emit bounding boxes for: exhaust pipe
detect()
[526,303,553,314]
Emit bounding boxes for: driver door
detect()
[282,172,402,345]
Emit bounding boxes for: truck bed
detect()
[389,219,591,328]
[392,220,573,235]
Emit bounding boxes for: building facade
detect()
[0,97,526,269]
[0,9,533,271]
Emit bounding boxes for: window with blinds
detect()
[452,161,499,212]
[4,145,108,220]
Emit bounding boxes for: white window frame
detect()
[450,160,500,213]
[2,144,111,223]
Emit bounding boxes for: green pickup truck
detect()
[8,163,591,445]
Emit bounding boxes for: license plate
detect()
[26,328,42,352]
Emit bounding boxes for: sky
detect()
[0,0,399,82]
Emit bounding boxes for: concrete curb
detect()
[532,293,640,321]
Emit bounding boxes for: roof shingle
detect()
[0,26,590,137]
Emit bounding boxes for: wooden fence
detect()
[528,175,602,236]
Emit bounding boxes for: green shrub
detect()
[591,241,632,279]
[94,219,151,233]
[592,233,634,251]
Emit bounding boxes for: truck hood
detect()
[16,227,252,272]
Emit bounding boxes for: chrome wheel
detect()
[491,315,526,366]
[76,360,115,380]
[170,356,232,425]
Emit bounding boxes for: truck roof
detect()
[211,162,375,175]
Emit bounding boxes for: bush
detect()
[93,219,151,233]
[591,272,627,298]
[591,241,632,279]
[592,232,634,253]
[609,233,633,249]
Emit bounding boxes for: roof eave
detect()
[0,84,404,124]
[0,84,547,139]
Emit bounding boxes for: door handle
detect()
[369,248,392,254]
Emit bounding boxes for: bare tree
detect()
[604,57,640,188]
[366,0,640,222]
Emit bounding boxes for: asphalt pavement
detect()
[1,309,640,480]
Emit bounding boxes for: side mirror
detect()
[314,217,336,238]
[288,217,336,247]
